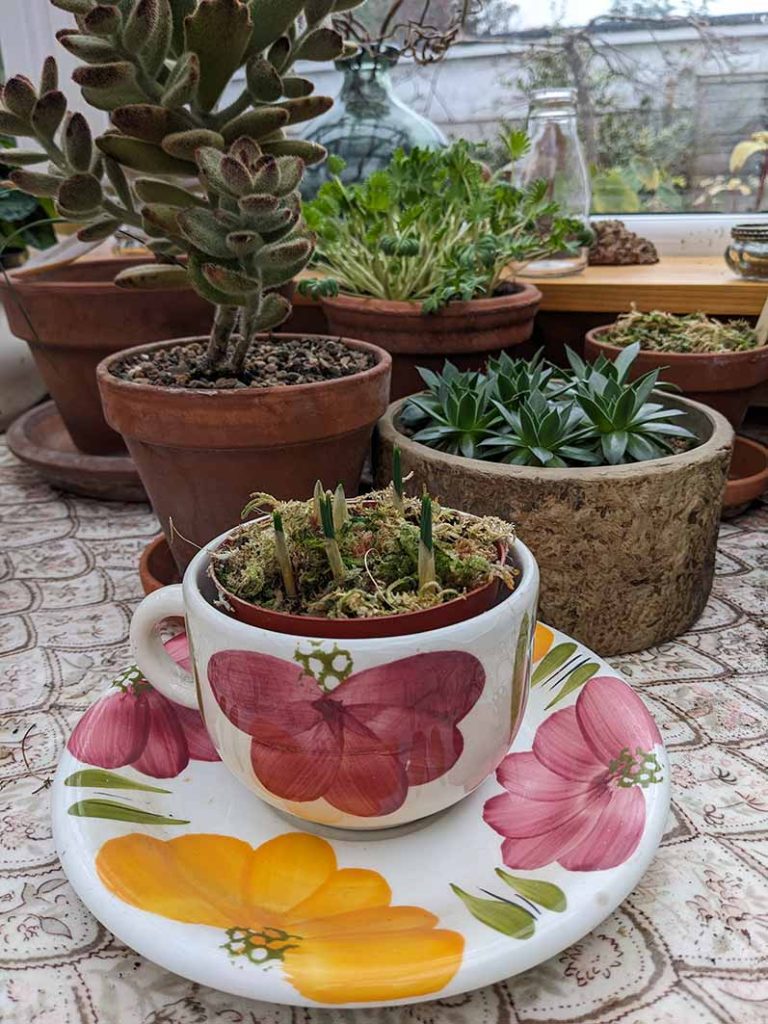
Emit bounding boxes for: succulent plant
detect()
[401,345,699,468]
[0,0,364,375]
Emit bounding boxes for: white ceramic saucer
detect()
[52,623,669,1009]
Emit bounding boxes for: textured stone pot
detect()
[0,259,213,455]
[321,284,542,400]
[585,325,768,430]
[98,336,392,574]
[376,393,734,657]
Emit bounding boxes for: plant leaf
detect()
[67,800,189,824]
[495,870,567,912]
[64,769,171,793]
[531,641,577,686]
[451,884,536,939]
[184,0,252,111]
[546,662,600,709]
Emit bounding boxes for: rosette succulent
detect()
[0,0,364,375]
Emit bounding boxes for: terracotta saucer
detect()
[139,534,180,593]
[722,435,768,517]
[7,400,146,502]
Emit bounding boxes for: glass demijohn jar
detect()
[517,88,591,277]
[300,47,447,196]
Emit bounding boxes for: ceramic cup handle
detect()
[130,585,197,709]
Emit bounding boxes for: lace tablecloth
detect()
[1,435,767,1024]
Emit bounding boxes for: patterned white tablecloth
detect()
[1,435,767,1024]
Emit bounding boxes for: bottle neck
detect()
[339,60,396,106]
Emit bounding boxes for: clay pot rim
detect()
[384,390,734,481]
[96,334,392,399]
[587,324,768,362]
[200,514,534,642]
[320,282,543,318]
[1,257,176,294]
[208,509,512,639]
[728,435,768,488]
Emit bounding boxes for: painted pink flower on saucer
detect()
[68,634,219,779]
[208,649,485,817]
[484,676,663,871]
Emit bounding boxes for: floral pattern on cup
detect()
[67,635,219,779]
[207,648,485,817]
[95,830,464,1004]
[483,676,663,871]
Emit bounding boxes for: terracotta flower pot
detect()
[585,325,768,429]
[722,435,768,516]
[376,392,734,657]
[321,284,543,400]
[97,335,392,574]
[129,525,539,830]
[0,259,213,455]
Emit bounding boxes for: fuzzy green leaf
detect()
[31,91,67,141]
[187,248,238,304]
[56,31,122,63]
[103,156,134,210]
[256,235,311,269]
[111,104,191,144]
[50,0,93,11]
[253,290,290,330]
[1,149,49,167]
[281,76,314,98]
[275,156,304,196]
[68,799,189,825]
[228,136,262,170]
[57,172,104,213]
[226,229,262,256]
[114,262,190,289]
[8,169,62,198]
[293,27,344,62]
[184,0,252,112]
[141,202,182,237]
[161,51,200,107]
[83,5,123,36]
[39,57,60,94]
[220,154,252,195]
[304,0,335,26]
[3,76,37,120]
[74,63,147,110]
[267,36,291,70]
[77,216,123,241]
[202,261,261,298]
[280,95,333,126]
[64,769,171,793]
[245,56,283,102]
[247,154,279,192]
[195,145,230,192]
[162,128,225,160]
[123,0,159,52]
[97,133,193,174]
[238,192,279,218]
[263,138,326,165]
[177,206,233,257]
[451,885,536,939]
[64,112,94,171]
[221,106,289,144]
[248,0,304,53]
[495,871,567,912]
[168,0,196,53]
[0,111,33,136]
[260,253,308,287]
[134,176,206,207]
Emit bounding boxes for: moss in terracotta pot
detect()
[299,136,590,399]
[211,475,517,637]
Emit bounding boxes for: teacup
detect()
[130,524,539,830]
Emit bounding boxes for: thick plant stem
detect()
[229,304,260,377]
[205,305,238,371]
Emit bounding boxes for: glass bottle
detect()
[517,88,591,277]
[300,47,447,196]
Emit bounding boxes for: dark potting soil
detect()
[111,336,375,389]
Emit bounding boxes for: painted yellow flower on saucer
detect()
[96,831,464,1004]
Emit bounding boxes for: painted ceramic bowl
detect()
[130,524,540,830]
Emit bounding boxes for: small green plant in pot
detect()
[299,134,589,399]
[130,467,540,830]
[376,345,734,657]
[584,307,768,429]
[0,0,393,570]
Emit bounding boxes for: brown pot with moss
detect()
[321,284,542,400]
[0,259,213,454]
[376,392,733,657]
[585,317,768,429]
[98,335,391,572]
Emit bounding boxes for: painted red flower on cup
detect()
[207,649,485,817]
[484,676,662,871]
[68,635,219,779]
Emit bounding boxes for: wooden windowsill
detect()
[520,257,767,316]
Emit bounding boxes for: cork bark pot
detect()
[98,335,392,574]
[585,326,768,430]
[0,259,213,455]
[321,284,542,401]
[376,393,734,657]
